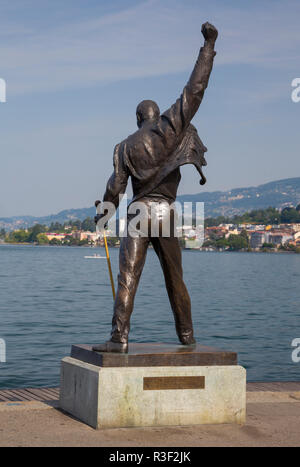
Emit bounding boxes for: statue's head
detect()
[136,100,160,128]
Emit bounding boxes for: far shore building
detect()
[250,231,267,249]
[205,226,228,240]
[225,227,239,238]
[268,229,293,246]
[45,232,69,242]
[293,231,300,241]
[279,223,300,232]
[249,229,294,249]
[72,231,100,243]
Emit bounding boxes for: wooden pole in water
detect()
[95,201,116,301]
[103,231,116,300]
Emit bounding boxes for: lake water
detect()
[0,243,299,389]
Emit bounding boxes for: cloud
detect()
[0,0,299,96]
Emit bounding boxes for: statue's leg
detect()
[151,236,195,345]
[110,234,150,344]
[93,235,149,353]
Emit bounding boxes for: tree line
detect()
[205,205,300,227]
[2,218,121,247]
[4,218,95,245]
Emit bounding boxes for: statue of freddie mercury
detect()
[93,22,218,353]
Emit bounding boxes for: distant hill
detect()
[178,177,300,218]
[1,177,300,231]
[0,207,96,232]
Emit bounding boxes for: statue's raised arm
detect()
[159,22,218,147]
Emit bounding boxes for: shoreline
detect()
[1,242,300,254]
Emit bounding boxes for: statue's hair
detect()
[136,100,160,123]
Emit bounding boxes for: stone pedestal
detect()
[60,343,246,429]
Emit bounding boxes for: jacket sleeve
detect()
[159,40,217,145]
[102,143,129,210]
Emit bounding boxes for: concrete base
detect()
[60,356,246,429]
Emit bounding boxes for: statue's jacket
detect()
[103,43,217,207]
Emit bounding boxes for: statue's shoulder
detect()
[113,135,129,158]
[115,128,141,152]
[112,132,139,173]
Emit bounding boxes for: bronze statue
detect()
[93,22,218,353]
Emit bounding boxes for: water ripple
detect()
[0,245,299,388]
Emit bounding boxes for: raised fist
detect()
[201,22,218,43]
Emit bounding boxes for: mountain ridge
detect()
[1,177,300,230]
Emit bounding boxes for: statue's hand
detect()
[201,22,218,43]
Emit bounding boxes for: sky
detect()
[0,0,299,217]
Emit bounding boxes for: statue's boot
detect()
[92,340,128,353]
[180,335,196,346]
